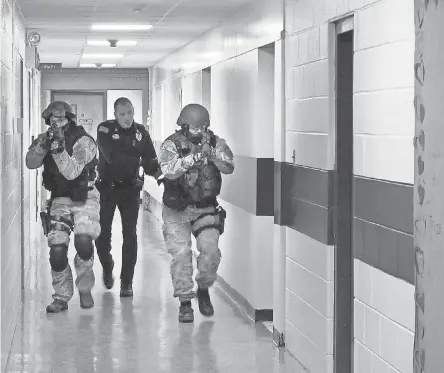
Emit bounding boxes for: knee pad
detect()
[49,244,68,272]
[74,234,94,261]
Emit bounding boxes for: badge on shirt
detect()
[136,131,142,142]
[98,126,109,133]
[112,134,120,140]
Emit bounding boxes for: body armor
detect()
[42,122,98,202]
[162,130,222,211]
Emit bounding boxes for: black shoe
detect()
[103,261,114,290]
[46,299,68,313]
[120,282,133,297]
[179,301,194,323]
[197,288,214,317]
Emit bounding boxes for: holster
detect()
[192,204,227,238]
[40,211,50,236]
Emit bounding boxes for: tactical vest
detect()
[162,130,222,211]
[42,122,98,202]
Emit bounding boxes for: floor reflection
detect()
[5,210,302,373]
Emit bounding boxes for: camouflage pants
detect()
[47,188,101,302]
[162,205,221,302]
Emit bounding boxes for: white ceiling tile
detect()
[18,0,250,67]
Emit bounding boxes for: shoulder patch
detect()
[98,126,109,133]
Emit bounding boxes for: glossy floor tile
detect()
[4,209,304,373]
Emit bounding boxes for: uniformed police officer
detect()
[95,97,161,297]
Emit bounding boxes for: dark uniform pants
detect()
[95,185,140,284]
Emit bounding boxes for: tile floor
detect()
[4,209,305,373]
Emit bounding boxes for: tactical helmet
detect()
[42,101,76,125]
[177,104,210,128]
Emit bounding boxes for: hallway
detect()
[4,209,302,373]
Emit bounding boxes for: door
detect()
[334,16,354,373]
[52,91,106,139]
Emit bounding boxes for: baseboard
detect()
[216,274,273,322]
[273,326,285,347]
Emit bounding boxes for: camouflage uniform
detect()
[26,101,100,312]
[159,104,234,322]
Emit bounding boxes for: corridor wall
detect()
[284,0,415,372]
[1,0,41,370]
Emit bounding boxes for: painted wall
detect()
[145,0,283,315]
[284,0,415,372]
[1,0,41,369]
[41,68,150,126]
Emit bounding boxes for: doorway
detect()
[51,91,106,139]
[333,17,354,373]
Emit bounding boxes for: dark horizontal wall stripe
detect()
[280,162,333,245]
[354,177,413,235]
[256,158,274,216]
[277,163,414,284]
[354,218,414,285]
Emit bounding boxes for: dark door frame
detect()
[333,15,355,373]
[50,90,107,121]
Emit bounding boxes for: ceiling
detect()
[18,0,253,68]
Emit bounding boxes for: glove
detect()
[49,138,65,154]
[183,152,204,169]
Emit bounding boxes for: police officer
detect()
[95,97,161,297]
[158,103,234,323]
[26,101,100,313]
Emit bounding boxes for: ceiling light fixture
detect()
[91,24,153,31]
[79,63,117,68]
[82,53,124,59]
[87,40,138,46]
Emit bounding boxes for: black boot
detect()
[120,281,133,297]
[103,260,114,290]
[179,301,194,323]
[197,288,214,317]
[46,299,68,313]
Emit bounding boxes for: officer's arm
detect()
[97,124,140,168]
[211,136,235,174]
[52,136,96,180]
[140,131,162,178]
[159,139,197,180]
[25,133,49,169]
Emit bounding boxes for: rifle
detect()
[201,129,211,165]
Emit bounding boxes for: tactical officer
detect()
[95,97,161,297]
[158,103,234,323]
[26,101,100,313]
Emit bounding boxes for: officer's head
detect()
[42,101,76,128]
[114,97,134,129]
[177,104,210,140]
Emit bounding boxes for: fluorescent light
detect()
[91,24,153,31]
[79,63,117,68]
[82,53,124,59]
[87,40,138,46]
[79,64,96,67]
[102,64,116,67]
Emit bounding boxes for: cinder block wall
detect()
[284,0,415,372]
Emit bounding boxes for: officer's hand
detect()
[37,132,52,150]
[49,138,65,154]
[184,152,204,168]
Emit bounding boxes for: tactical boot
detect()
[197,288,214,317]
[120,282,133,297]
[179,301,194,323]
[79,291,94,309]
[103,260,114,290]
[46,299,68,313]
